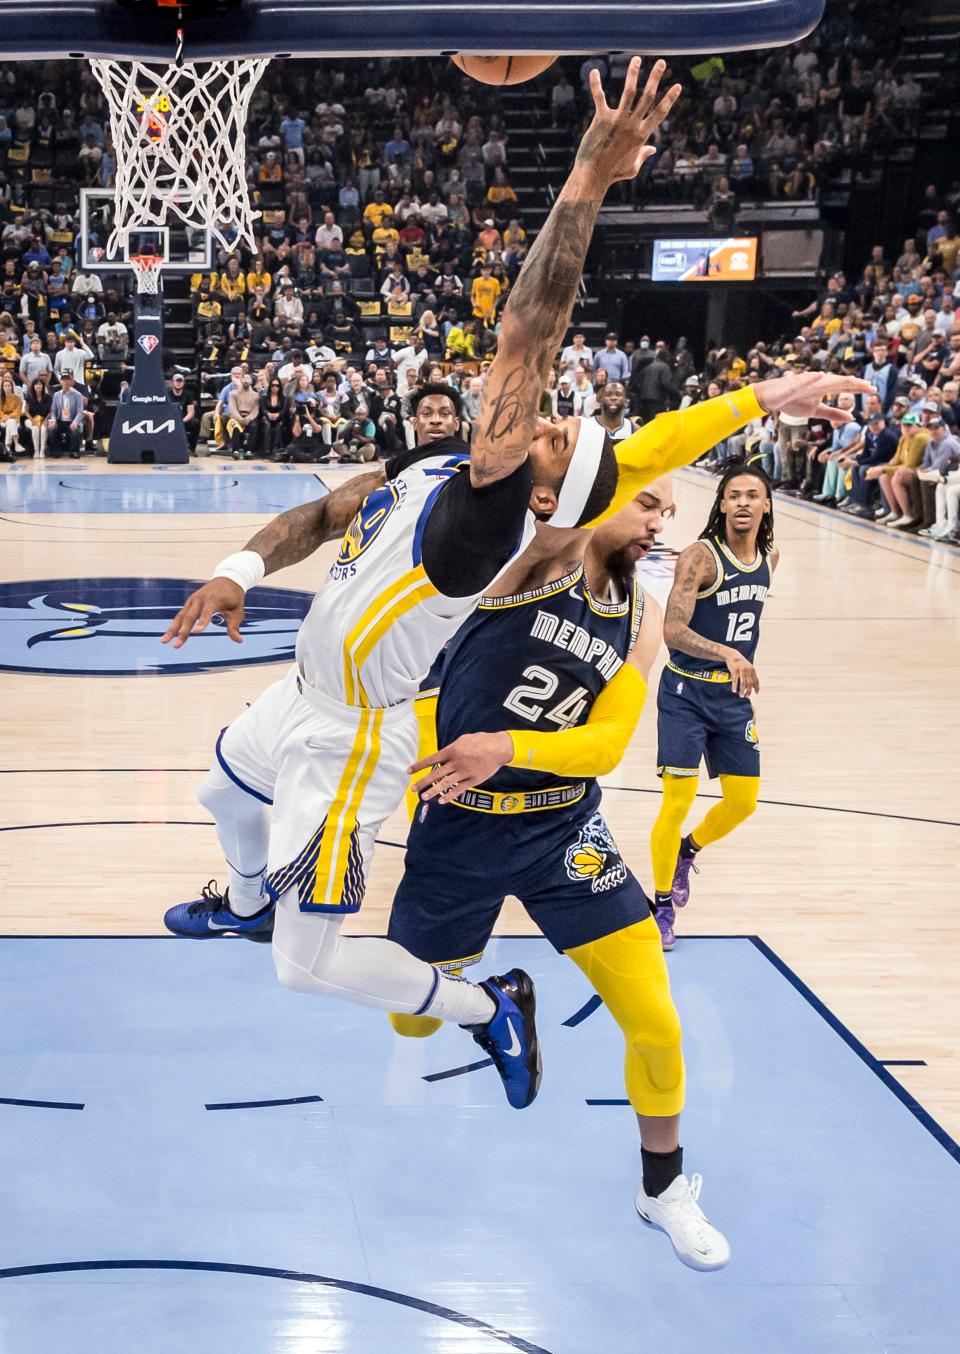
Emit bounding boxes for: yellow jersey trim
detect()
[479,567,582,611]
[696,539,725,599]
[313,708,382,907]
[717,537,764,574]
[343,564,439,706]
[431,952,484,973]
[667,661,732,684]
[583,569,630,617]
[454,783,587,815]
[629,578,644,651]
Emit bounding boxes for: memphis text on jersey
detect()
[530,609,625,680]
[712,581,769,608]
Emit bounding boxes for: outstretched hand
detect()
[160,578,246,649]
[754,373,876,425]
[576,57,682,188]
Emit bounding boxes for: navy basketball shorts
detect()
[656,666,761,779]
[387,792,650,969]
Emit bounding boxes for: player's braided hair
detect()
[700,461,775,555]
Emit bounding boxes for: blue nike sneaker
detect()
[467,969,542,1109]
[164,880,275,942]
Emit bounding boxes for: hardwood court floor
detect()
[2,460,959,1139]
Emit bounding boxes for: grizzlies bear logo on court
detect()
[564,812,628,894]
[0,578,313,676]
[335,482,401,568]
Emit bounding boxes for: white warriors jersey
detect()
[296,446,536,709]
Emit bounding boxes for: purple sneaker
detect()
[671,853,700,908]
[653,904,676,951]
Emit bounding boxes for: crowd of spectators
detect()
[0,54,528,460]
[185,178,960,547]
[174,57,536,461]
[554,1,926,210]
[662,189,960,543]
[0,18,956,545]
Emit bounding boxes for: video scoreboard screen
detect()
[652,238,758,282]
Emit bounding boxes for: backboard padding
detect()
[0,0,826,59]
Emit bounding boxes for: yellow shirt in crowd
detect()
[445,325,475,358]
[247,270,271,293]
[883,428,929,473]
[471,275,501,323]
[219,273,246,301]
[363,201,393,228]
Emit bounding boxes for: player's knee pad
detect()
[197,761,255,813]
[271,897,343,998]
[719,773,760,824]
[389,1012,443,1038]
[272,935,347,1000]
[272,944,318,995]
[566,918,685,1117]
[622,995,684,1118]
[659,773,700,823]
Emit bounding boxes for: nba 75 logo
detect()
[564,812,628,894]
[138,334,160,355]
[0,578,312,675]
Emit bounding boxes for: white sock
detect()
[272,891,495,1023]
[197,764,270,917]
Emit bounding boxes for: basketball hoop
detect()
[89,56,268,258]
[129,252,163,294]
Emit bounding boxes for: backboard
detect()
[79,188,213,274]
[0,0,826,59]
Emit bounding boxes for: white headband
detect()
[550,417,606,528]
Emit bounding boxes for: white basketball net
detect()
[130,254,162,294]
[89,58,269,258]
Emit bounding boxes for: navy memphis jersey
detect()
[427,564,644,796]
[668,535,770,675]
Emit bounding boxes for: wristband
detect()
[212,550,265,594]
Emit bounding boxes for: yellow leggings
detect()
[391,918,685,1117]
[567,917,684,1116]
[391,695,686,1092]
[650,772,759,895]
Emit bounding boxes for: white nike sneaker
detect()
[635,1173,731,1271]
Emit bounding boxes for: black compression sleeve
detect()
[420,460,533,597]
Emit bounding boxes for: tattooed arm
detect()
[243,468,384,574]
[662,542,759,697]
[161,468,384,647]
[468,58,681,487]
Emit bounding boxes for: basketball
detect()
[451,54,557,87]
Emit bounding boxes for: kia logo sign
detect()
[137,334,160,354]
[121,418,176,435]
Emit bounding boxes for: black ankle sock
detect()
[641,1145,683,1198]
[654,891,673,910]
[680,834,700,859]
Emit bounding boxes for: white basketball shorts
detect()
[215,666,418,914]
